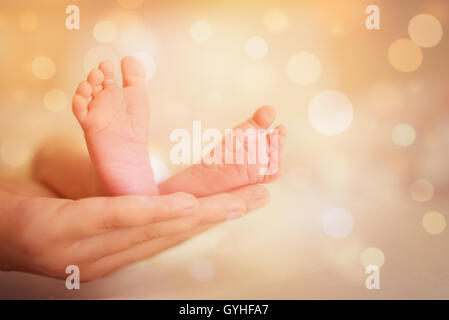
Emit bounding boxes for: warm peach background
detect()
[0,0,448,299]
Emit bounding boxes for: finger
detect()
[263,125,287,183]
[86,225,211,280]
[196,192,247,223]
[228,184,270,212]
[60,192,199,238]
[75,185,269,262]
[198,184,270,223]
[72,214,202,262]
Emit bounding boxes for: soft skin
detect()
[2,137,271,282]
[73,56,286,198]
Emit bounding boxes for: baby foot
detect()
[159,106,286,197]
[72,57,158,196]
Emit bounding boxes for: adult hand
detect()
[0,182,269,282]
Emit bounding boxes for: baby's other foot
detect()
[72,57,158,195]
[159,106,286,197]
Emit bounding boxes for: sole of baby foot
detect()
[158,106,286,197]
[72,57,159,196]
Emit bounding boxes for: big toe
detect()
[253,105,276,129]
[121,56,146,87]
[99,60,116,88]
[235,105,277,131]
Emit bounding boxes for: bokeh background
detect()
[0,0,448,299]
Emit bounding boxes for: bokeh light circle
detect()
[388,39,423,73]
[322,208,353,239]
[44,89,68,112]
[130,51,156,81]
[286,52,321,85]
[32,57,56,80]
[245,36,268,59]
[408,14,443,48]
[422,211,446,235]
[190,21,213,43]
[410,179,434,202]
[93,21,118,44]
[308,90,353,136]
[361,247,385,268]
[264,9,289,33]
[392,123,416,147]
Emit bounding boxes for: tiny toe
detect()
[270,125,286,153]
[253,105,276,129]
[234,105,276,132]
[121,56,146,87]
[99,60,116,88]
[87,68,104,87]
[275,125,287,139]
[76,81,93,98]
[262,125,286,182]
[72,94,88,124]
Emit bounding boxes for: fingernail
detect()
[227,211,243,221]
